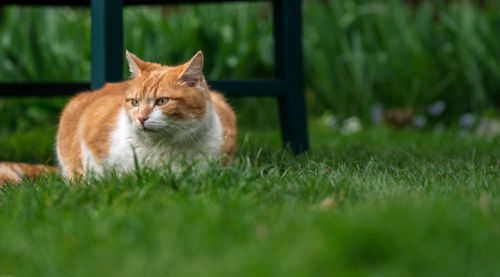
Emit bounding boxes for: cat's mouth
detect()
[143,127,156,132]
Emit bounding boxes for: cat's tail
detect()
[0,162,59,185]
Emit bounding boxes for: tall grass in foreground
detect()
[1,125,500,276]
[1,0,500,131]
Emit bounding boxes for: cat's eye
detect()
[130,99,139,106]
[156,98,169,106]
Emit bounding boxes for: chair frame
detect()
[0,0,309,153]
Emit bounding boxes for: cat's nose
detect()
[138,115,149,126]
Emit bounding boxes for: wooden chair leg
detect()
[274,0,309,153]
[91,0,123,90]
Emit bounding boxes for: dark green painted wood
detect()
[91,0,123,90]
[0,83,90,96]
[273,0,309,153]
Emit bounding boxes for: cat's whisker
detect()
[162,127,194,143]
[166,124,196,142]
[160,123,192,140]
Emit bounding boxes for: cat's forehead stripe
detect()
[136,69,175,98]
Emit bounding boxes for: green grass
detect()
[1,122,500,276]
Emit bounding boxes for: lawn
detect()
[1,122,500,276]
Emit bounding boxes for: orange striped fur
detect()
[0,162,58,185]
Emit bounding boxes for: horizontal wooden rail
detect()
[0,83,90,96]
[0,80,285,97]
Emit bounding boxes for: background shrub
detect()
[1,0,500,132]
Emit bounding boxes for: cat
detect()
[0,51,237,184]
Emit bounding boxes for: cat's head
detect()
[124,51,210,136]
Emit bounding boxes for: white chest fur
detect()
[80,101,223,176]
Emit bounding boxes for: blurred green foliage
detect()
[304,0,500,120]
[0,0,500,132]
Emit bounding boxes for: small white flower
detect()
[318,112,337,129]
[341,116,362,134]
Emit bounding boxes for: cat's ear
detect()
[126,50,145,79]
[179,51,204,86]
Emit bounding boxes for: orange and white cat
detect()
[0,51,237,184]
